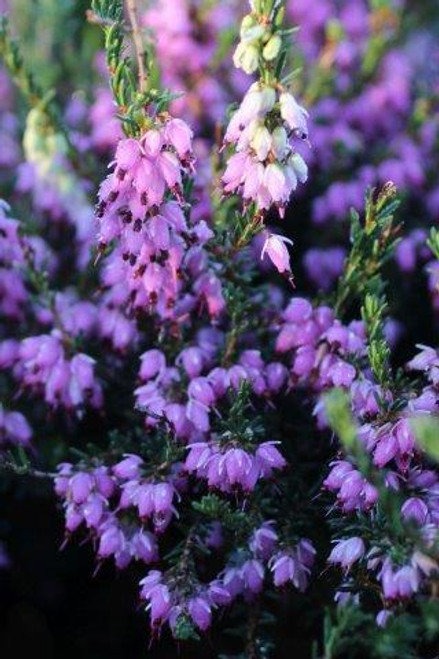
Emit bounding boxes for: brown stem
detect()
[126,0,147,93]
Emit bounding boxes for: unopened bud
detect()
[290,153,308,183]
[263,34,282,61]
[251,124,272,161]
[240,15,266,42]
[233,42,260,74]
[271,126,288,159]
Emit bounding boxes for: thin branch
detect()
[126,0,147,93]
[0,460,56,480]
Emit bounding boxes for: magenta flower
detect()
[328,537,365,571]
[261,233,294,274]
[188,596,212,631]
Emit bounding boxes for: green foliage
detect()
[427,227,439,261]
[90,0,180,136]
[91,0,138,134]
[173,614,200,642]
[193,493,254,534]
[333,184,401,317]
[215,383,266,450]
[0,14,81,167]
[0,15,67,135]
[320,605,425,659]
[7,0,94,90]
[361,293,392,390]
[324,389,359,455]
[324,389,407,540]
[0,15,44,105]
[321,605,373,659]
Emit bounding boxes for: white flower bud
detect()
[257,85,277,114]
[250,124,272,161]
[237,119,258,151]
[240,15,266,43]
[280,92,309,138]
[290,153,308,183]
[233,42,259,75]
[271,126,288,159]
[240,84,276,122]
[240,14,255,33]
[263,34,282,61]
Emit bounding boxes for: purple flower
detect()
[261,233,294,274]
[270,542,314,592]
[188,596,212,631]
[256,442,287,474]
[249,522,278,560]
[70,472,94,504]
[113,454,143,480]
[148,584,172,626]
[401,497,428,525]
[98,523,125,559]
[241,559,265,594]
[329,537,365,571]
[139,349,166,381]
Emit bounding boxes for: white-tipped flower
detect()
[280,92,309,138]
[290,153,308,183]
[233,42,260,75]
[251,124,272,161]
[239,84,276,123]
[223,2,311,217]
[271,126,288,159]
[261,233,294,274]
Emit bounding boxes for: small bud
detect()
[233,42,260,75]
[271,126,288,159]
[240,15,266,42]
[290,153,308,183]
[250,124,272,161]
[263,34,282,61]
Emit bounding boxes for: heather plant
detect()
[0,1,439,658]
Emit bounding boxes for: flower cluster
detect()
[1,333,102,412]
[275,297,364,391]
[135,340,289,437]
[96,120,225,319]
[222,79,309,218]
[138,530,314,636]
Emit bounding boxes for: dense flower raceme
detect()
[274,297,364,391]
[95,119,225,320]
[138,537,315,634]
[222,81,309,218]
[322,343,439,611]
[220,0,310,215]
[0,332,102,413]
